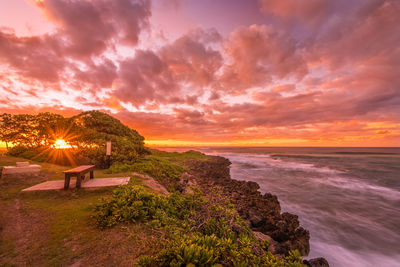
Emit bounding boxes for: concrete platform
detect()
[1,164,41,178]
[22,177,130,192]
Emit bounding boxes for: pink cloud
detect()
[0,31,65,82]
[113,28,223,106]
[220,24,308,92]
[0,0,399,146]
[0,0,152,95]
[36,0,151,56]
[310,0,400,70]
[259,0,334,28]
[159,28,223,88]
[113,49,177,105]
[73,58,117,89]
[270,84,296,93]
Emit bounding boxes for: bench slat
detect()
[63,165,95,173]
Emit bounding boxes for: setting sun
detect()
[53,139,72,149]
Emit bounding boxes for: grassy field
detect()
[0,153,166,266]
[0,150,306,266]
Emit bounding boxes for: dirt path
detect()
[0,156,167,266]
[0,194,50,266]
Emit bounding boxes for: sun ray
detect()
[52,139,72,149]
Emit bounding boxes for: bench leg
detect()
[90,170,94,179]
[76,174,82,189]
[64,174,70,190]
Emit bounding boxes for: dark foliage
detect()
[1,111,148,167]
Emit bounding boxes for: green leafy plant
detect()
[140,233,304,267]
[93,186,305,266]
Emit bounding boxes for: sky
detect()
[0,0,399,147]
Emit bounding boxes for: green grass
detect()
[106,149,210,190]
[0,150,305,266]
[21,190,112,265]
[3,187,163,266]
[149,149,209,164]
[0,154,162,266]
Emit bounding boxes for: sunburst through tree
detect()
[0,111,148,168]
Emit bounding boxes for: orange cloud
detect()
[1,0,399,147]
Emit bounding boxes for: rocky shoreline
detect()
[180,155,329,267]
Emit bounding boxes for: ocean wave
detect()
[224,152,400,201]
[208,150,400,267]
[224,152,345,174]
[211,152,340,172]
[333,151,399,155]
[313,176,400,201]
[309,240,400,267]
[265,157,344,174]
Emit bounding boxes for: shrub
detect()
[93,186,305,266]
[93,186,202,230]
[139,233,304,267]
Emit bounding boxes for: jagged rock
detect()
[304,257,330,267]
[185,155,311,257]
[178,172,199,194]
[253,231,281,255]
[254,231,273,242]
[249,210,264,227]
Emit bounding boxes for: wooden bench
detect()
[63,165,95,189]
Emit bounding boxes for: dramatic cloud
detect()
[113,28,223,105]
[113,49,177,105]
[159,28,223,88]
[309,0,400,69]
[0,0,399,146]
[259,0,334,28]
[0,30,64,82]
[221,24,308,92]
[36,0,151,56]
[73,58,118,89]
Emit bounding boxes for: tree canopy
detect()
[0,111,148,167]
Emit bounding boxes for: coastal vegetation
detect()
[94,185,304,266]
[0,111,309,266]
[0,152,306,266]
[106,150,208,190]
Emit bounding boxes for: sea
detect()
[160,147,400,267]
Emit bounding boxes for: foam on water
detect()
[310,241,400,267]
[314,175,400,201]
[218,152,344,174]
[207,149,400,267]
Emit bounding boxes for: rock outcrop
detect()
[304,257,330,267]
[183,155,310,256]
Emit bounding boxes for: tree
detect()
[1,111,149,167]
[34,112,70,146]
[0,113,68,148]
[0,113,15,149]
[0,113,37,147]
[70,111,148,167]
